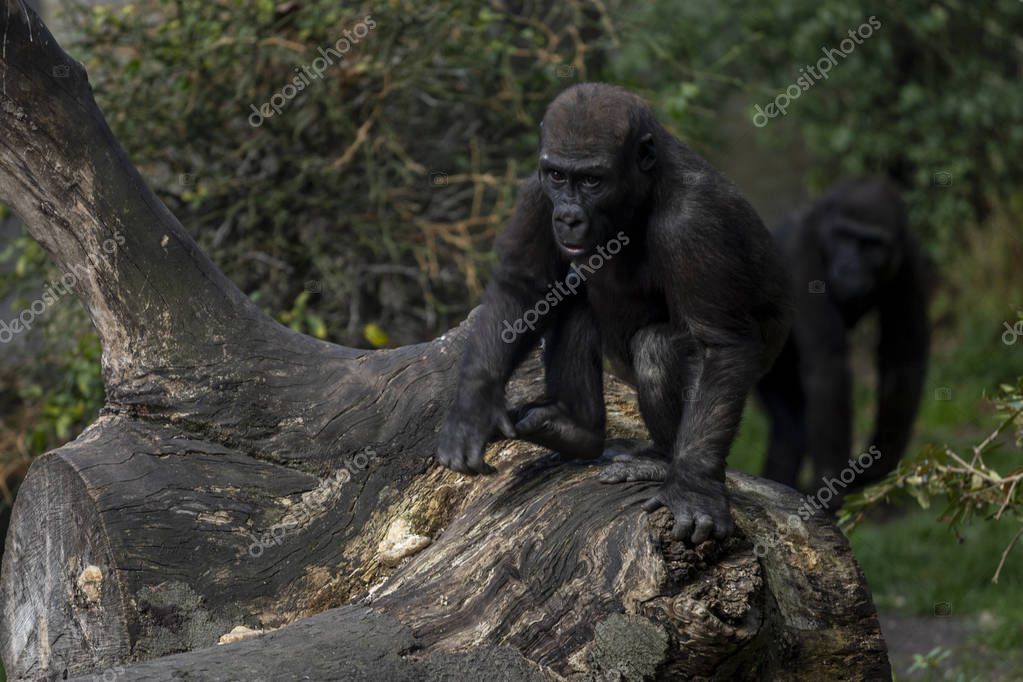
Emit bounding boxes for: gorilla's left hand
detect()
[641,470,734,544]
[436,398,515,475]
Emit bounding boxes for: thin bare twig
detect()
[993,524,1023,584]
[971,404,1023,465]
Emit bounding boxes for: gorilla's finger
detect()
[671,513,694,541]
[468,457,497,475]
[642,495,664,512]
[513,411,542,435]
[714,516,735,539]
[464,439,493,472]
[597,455,669,484]
[691,515,715,544]
[497,411,516,439]
[435,449,453,468]
[633,462,668,481]
[598,465,625,483]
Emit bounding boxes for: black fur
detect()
[758,178,931,500]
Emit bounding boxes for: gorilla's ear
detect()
[638,133,656,173]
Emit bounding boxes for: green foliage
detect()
[274,290,327,340]
[19,333,105,454]
[1,231,105,455]
[607,0,1023,254]
[908,647,952,674]
[0,233,48,294]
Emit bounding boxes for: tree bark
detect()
[0,3,890,680]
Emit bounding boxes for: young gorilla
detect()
[437,83,790,543]
[758,178,931,496]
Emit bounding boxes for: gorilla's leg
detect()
[598,324,698,483]
[758,338,806,488]
[511,299,606,459]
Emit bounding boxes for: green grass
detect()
[849,504,1023,646]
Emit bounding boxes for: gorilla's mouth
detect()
[558,241,588,257]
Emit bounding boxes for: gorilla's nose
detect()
[554,208,588,240]
[554,204,585,224]
[557,215,583,229]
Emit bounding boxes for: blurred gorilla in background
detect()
[758,178,931,502]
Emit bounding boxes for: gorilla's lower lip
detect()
[559,243,586,255]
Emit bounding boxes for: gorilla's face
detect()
[537,88,657,260]
[823,217,901,302]
[539,151,618,258]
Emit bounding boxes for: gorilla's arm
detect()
[865,241,930,484]
[642,192,778,541]
[437,178,561,473]
[794,297,852,483]
[646,328,761,542]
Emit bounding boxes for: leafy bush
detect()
[0,233,105,454]
[55,0,616,347]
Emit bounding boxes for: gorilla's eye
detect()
[547,169,566,185]
[580,175,602,189]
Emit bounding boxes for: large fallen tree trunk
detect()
[0,4,890,680]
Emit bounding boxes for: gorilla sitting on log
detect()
[758,178,931,500]
[436,83,790,544]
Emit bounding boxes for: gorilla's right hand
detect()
[436,397,515,475]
